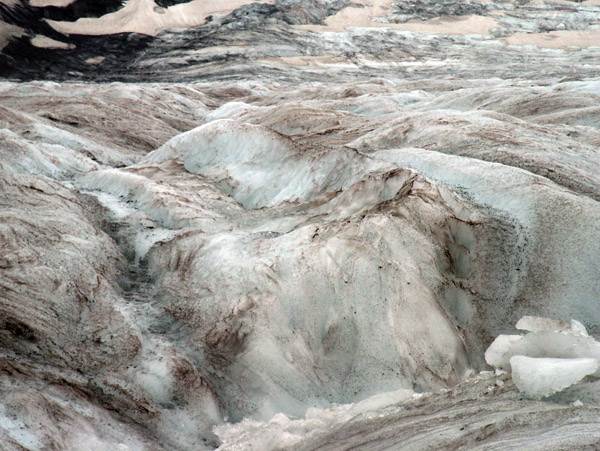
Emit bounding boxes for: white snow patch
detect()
[30,35,74,49]
[47,0,275,36]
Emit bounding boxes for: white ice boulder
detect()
[571,319,589,337]
[484,335,523,369]
[485,316,600,398]
[515,316,588,336]
[515,316,569,333]
[486,329,600,370]
[510,356,599,399]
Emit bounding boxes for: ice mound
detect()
[485,316,600,398]
[348,108,600,201]
[143,119,383,209]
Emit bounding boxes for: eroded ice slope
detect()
[1,74,600,449]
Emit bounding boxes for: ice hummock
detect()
[485,316,600,399]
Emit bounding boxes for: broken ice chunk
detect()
[570,319,589,337]
[506,332,600,365]
[510,356,599,399]
[484,335,523,369]
[515,316,569,333]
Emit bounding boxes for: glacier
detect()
[1,0,600,449]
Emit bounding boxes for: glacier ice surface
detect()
[1,72,600,448]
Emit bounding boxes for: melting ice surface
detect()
[2,71,600,448]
